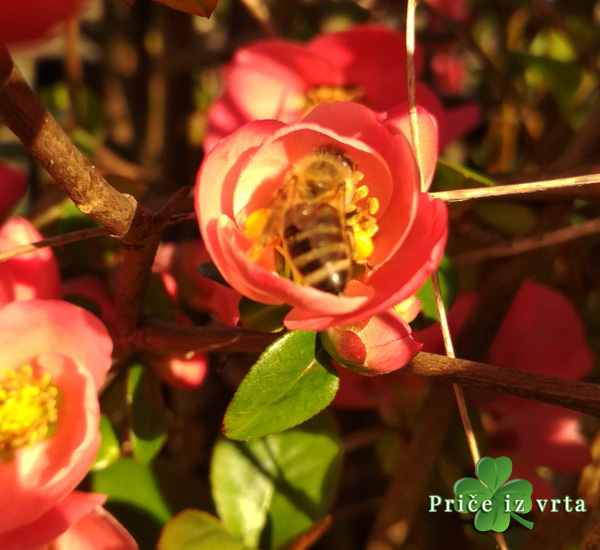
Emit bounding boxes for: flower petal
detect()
[381,103,439,191]
[488,281,593,380]
[0,300,112,389]
[0,492,106,550]
[307,25,424,111]
[206,40,342,151]
[54,505,139,550]
[197,120,286,299]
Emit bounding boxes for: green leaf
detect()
[128,364,169,464]
[514,52,581,112]
[211,413,342,549]
[210,438,274,547]
[432,159,496,193]
[476,456,512,493]
[472,202,536,238]
[239,297,291,333]
[151,0,217,17]
[90,414,121,472]
[159,510,254,550]
[198,262,231,288]
[92,457,172,548]
[415,255,457,322]
[223,331,339,440]
[281,516,332,550]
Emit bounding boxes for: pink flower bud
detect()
[321,309,423,376]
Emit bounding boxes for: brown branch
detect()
[430,174,600,203]
[454,217,600,265]
[132,319,280,353]
[112,187,191,349]
[405,352,600,419]
[127,318,600,418]
[0,45,149,239]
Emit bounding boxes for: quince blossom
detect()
[0,299,112,549]
[196,101,447,331]
[205,25,479,152]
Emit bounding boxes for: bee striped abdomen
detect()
[283,204,351,295]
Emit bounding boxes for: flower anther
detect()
[0,365,58,459]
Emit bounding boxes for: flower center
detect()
[302,85,364,116]
[0,365,59,459]
[244,150,380,294]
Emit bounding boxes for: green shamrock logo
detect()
[453,456,534,532]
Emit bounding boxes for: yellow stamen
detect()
[368,197,379,216]
[245,208,271,241]
[356,186,370,202]
[353,227,375,261]
[0,365,59,459]
[302,85,364,116]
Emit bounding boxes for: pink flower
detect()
[0,299,113,549]
[205,25,479,152]
[154,240,242,326]
[0,217,62,306]
[0,0,84,45]
[0,164,27,219]
[44,504,138,550]
[322,309,423,375]
[196,101,447,331]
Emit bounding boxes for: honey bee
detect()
[245,147,379,295]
